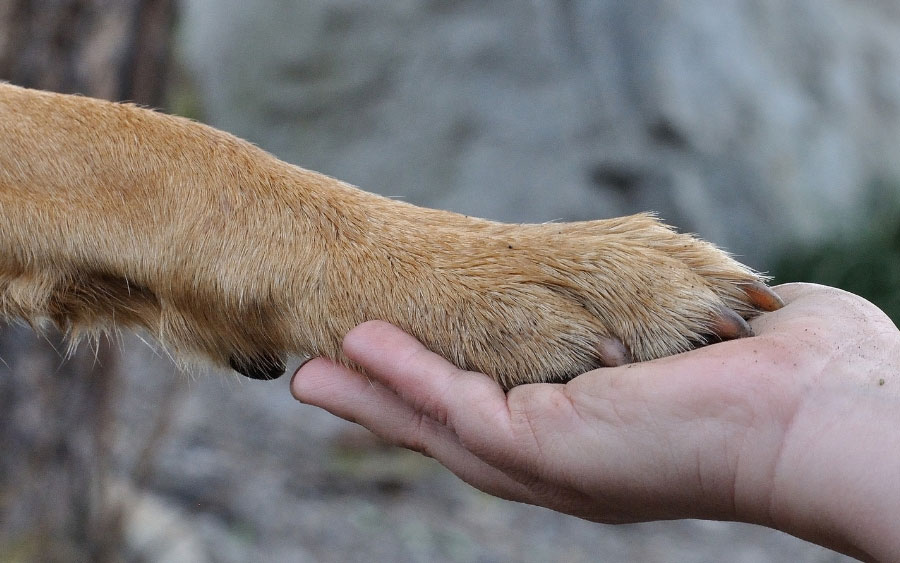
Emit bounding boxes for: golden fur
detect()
[0,83,779,388]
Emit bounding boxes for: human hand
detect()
[291,283,900,561]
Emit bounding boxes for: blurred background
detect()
[1,0,898,561]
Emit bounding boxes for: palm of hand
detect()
[292,283,900,561]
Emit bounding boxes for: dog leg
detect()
[0,83,780,387]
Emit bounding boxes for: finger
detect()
[762,282,899,339]
[766,281,845,306]
[291,357,454,443]
[342,321,551,476]
[290,357,541,503]
[765,281,815,304]
[342,321,512,434]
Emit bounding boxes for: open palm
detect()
[292,284,900,561]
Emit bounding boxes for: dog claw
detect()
[596,336,633,367]
[741,281,784,312]
[229,353,286,381]
[710,307,753,341]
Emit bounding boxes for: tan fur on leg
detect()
[0,83,779,388]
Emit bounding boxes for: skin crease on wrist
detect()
[290,283,900,562]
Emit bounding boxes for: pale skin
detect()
[291,283,900,562]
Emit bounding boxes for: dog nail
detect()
[229,354,286,381]
[710,308,753,340]
[741,281,784,312]
[596,336,632,367]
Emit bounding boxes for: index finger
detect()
[342,321,513,440]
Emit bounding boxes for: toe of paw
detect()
[706,307,754,341]
[739,280,784,312]
[229,353,286,381]
[595,336,633,367]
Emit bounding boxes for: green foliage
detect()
[772,182,900,324]
[165,69,205,121]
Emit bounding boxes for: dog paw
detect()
[364,213,781,388]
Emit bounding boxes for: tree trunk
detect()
[0,0,173,101]
[0,1,174,560]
